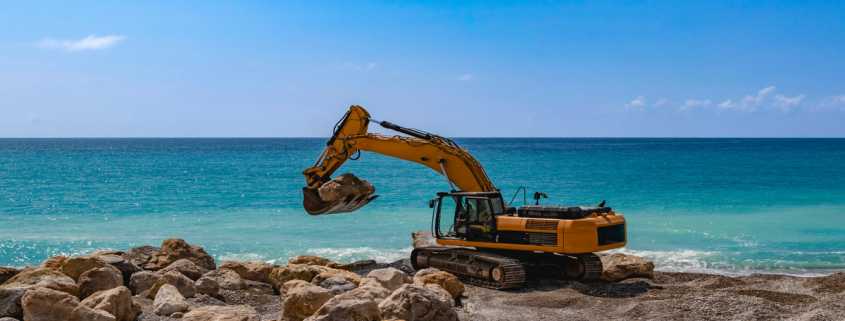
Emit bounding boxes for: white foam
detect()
[305,247,413,263]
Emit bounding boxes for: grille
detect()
[597,224,626,245]
[527,233,558,246]
[525,219,559,230]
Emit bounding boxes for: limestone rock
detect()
[160,258,207,281]
[201,269,245,291]
[288,256,338,267]
[334,260,378,272]
[153,284,188,316]
[600,253,655,282]
[378,284,457,321]
[21,287,114,321]
[1,268,78,297]
[93,253,141,285]
[305,289,382,321]
[219,261,274,284]
[128,271,161,295]
[79,286,138,321]
[0,287,25,318]
[269,264,329,288]
[144,239,216,271]
[61,256,110,281]
[317,173,375,203]
[341,281,391,303]
[148,270,196,299]
[412,268,464,299]
[195,275,220,297]
[311,268,361,287]
[282,281,333,321]
[317,276,358,295]
[182,305,260,321]
[78,266,124,299]
[39,256,67,271]
[0,267,19,285]
[411,231,436,249]
[124,245,159,268]
[0,317,20,321]
[367,268,411,291]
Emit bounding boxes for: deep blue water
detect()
[1,138,844,275]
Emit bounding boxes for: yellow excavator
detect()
[302,105,626,289]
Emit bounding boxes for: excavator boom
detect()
[302,105,495,214]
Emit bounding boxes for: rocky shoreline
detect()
[1,239,844,321]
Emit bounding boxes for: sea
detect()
[1,138,844,276]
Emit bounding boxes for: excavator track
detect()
[578,253,603,281]
[411,247,526,289]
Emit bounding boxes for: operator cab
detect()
[430,191,506,242]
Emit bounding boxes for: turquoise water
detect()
[1,138,844,275]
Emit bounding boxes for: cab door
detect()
[463,197,496,242]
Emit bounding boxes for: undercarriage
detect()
[411,246,603,289]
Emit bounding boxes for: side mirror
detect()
[428,199,437,208]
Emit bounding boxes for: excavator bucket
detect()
[302,173,378,215]
[302,187,378,215]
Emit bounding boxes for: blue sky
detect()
[1,1,843,137]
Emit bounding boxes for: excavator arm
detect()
[303,105,496,214]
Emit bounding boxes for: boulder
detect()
[61,256,110,281]
[128,271,161,295]
[79,286,138,321]
[78,266,124,299]
[282,280,334,321]
[219,261,274,283]
[148,270,196,299]
[0,267,19,285]
[144,239,216,271]
[20,287,114,321]
[92,253,141,285]
[0,287,25,318]
[182,305,260,321]
[317,276,358,295]
[39,256,67,271]
[311,268,361,287]
[411,231,436,249]
[124,245,159,268]
[1,268,78,297]
[305,289,382,321]
[152,284,188,316]
[269,264,329,288]
[340,281,391,303]
[334,260,378,272]
[600,253,655,282]
[317,173,374,203]
[367,268,411,291]
[159,258,207,281]
[378,284,457,321]
[201,269,246,291]
[0,317,20,321]
[412,268,464,299]
[195,275,220,297]
[288,256,338,267]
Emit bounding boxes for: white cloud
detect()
[681,99,711,110]
[718,86,776,111]
[653,98,669,107]
[625,96,646,110]
[773,94,805,112]
[457,74,474,81]
[718,99,735,109]
[37,34,126,52]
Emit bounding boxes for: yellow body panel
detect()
[438,212,626,254]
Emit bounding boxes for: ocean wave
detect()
[305,247,413,263]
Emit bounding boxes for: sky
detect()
[1,1,844,137]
